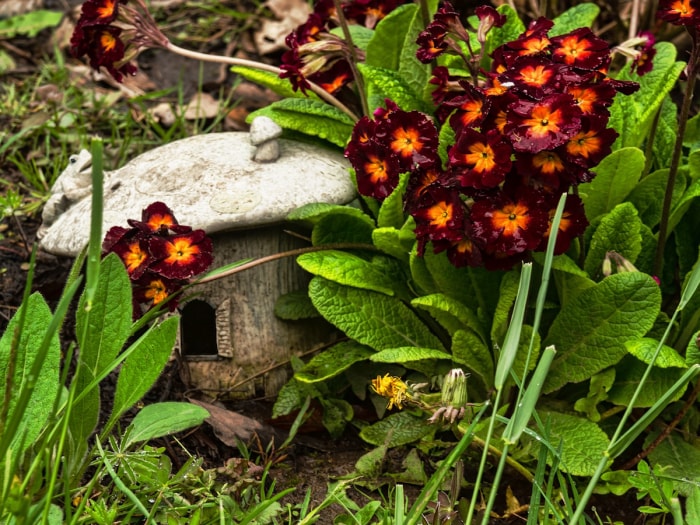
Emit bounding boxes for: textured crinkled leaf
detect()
[491,270,520,346]
[579,147,644,221]
[359,63,427,113]
[451,329,493,388]
[574,368,616,422]
[126,402,209,447]
[366,4,417,70]
[329,24,374,50]
[372,226,412,263]
[320,397,354,438]
[510,325,541,380]
[312,213,375,245]
[295,341,373,383]
[627,169,686,228]
[684,113,700,151]
[359,411,437,446]
[112,316,179,421]
[534,253,595,304]
[675,200,700,278]
[687,330,700,366]
[543,272,661,393]
[247,98,355,147]
[410,250,438,296]
[648,433,700,496]
[397,0,436,103]
[652,97,679,172]
[625,338,687,368]
[378,173,409,229]
[274,290,320,320]
[550,4,599,36]
[297,250,396,295]
[370,347,452,363]
[411,293,487,342]
[355,444,388,477]
[608,355,687,407]
[668,178,700,238]
[584,202,643,278]
[0,293,60,457]
[287,202,372,227]
[437,121,455,166]
[541,411,610,476]
[308,276,444,351]
[272,377,319,418]
[231,66,319,100]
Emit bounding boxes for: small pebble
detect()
[253,140,280,162]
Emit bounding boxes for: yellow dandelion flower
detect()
[371,374,409,410]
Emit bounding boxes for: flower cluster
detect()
[346,6,641,270]
[70,0,168,82]
[280,0,407,95]
[103,202,213,317]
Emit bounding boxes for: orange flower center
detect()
[556,35,592,65]
[124,242,146,273]
[463,142,496,173]
[97,0,117,19]
[518,65,552,86]
[459,100,484,126]
[147,213,176,231]
[523,105,562,137]
[319,72,350,93]
[99,31,118,52]
[391,127,423,158]
[165,238,200,265]
[426,201,454,228]
[144,279,168,304]
[365,155,389,183]
[567,131,601,158]
[567,86,598,114]
[491,203,530,236]
[520,36,550,55]
[532,151,564,174]
[670,0,694,17]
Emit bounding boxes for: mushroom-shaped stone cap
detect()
[40,132,356,257]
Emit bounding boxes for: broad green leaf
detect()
[510,325,541,380]
[574,368,616,422]
[0,293,60,457]
[608,355,686,407]
[584,202,643,278]
[358,63,427,113]
[651,96,678,171]
[685,114,700,151]
[359,411,437,447]
[125,402,210,448]
[540,411,610,476]
[648,433,700,496]
[272,377,319,417]
[676,200,700,278]
[490,269,520,346]
[274,290,319,320]
[231,66,319,100]
[372,226,413,263]
[248,98,355,147]
[308,276,444,351]
[378,173,409,229]
[687,486,700,524]
[667,178,700,237]
[366,4,418,70]
[624,338,687,368]
[411,293,487,342]
[543,272,661,393]
[535,253,595,305]
[287,202,372,227]
[295,341,373,383]
[410,249,438,296]
[437,121,455,167]
[320,397,354,438]
[626,168,686,228]
[451,329,493,388]
[111,316,179,422]
[297,250,399,295]
[550,4,599,36]
[579,147,644,221]
[397,0,437,103]
[0,10,62,38]
[370,347,452,363]
[355,445,388,477]
[312,212,375,245]
[329,24,374,50]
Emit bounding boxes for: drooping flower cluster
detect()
[346,7,641,270]
[280,0,407,95]
[103,202,213,317]
[70,0,169,82]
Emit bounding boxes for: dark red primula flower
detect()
[657,0,700,27]
[416,23,449,63]
[70,24,137,82]
[412,188,467,252]
[149,229,214,280]
[505,94,582,152]
[449,128,512,189]
[107,229,154,280]
[500,55,562,100]
[631,31,657,76]
[346,140,400,200]
[550,28,610,70]
[133,272,182,311]
[128,201,192,235]
[77,0,127,27]
[564,116,618,168]
[537,194,589,254]
[443,81,490,134]
[565,82,617,116]
[382,109,439,170]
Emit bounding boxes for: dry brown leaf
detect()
[254,0,310,54]
[184,92,220,120]
[189,398,278,446]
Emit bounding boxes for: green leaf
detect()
[0,293,60,457]
[372,226,413,263]
[579,147,645,221]
[451,329,493,388]
[624,338,687,368]
[0,10,62,38]
[297,250,398,295]
[437,121,455,167]
[668,178,700,238]
[648,433,700,496]
[274,290,319,320]
[358,63,427,113]
[366,4,418,70]
[574,368,616,422]
[411,293,487,342]
[490,270,520,346]
[312,212,375,244]
[359,411,437,447]
[320,397,354,438]
[287,202,371,227]
[329,24,374,50]
[272,377,318,418]
[608,355,686,407]
[540,411,610,476]
[627,168,686,228]
[483,5,525,64]
[125,402,209,448]
[652,96,678,171]
[543,272,661,393]
[370,347,452,363]
[397,0,436,104]
[355,445,388,477]
[248,98,355,147]
[550,4,600,36]
[111,316,179,422]
[378,173,409,229]
[231,66,319,101]
[584,202,643,277]
[295,341,373,383]
[308,276,444,351]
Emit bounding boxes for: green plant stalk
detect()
[83,138,105,312]
[332,0,369,117]
[653,41,700,277]
[165,42,360,122]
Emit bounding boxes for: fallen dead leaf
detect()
[189,398,283,446]
[254,0,310,54]
[184,92,220,120]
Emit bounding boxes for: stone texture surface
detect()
[40,132,355,257]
